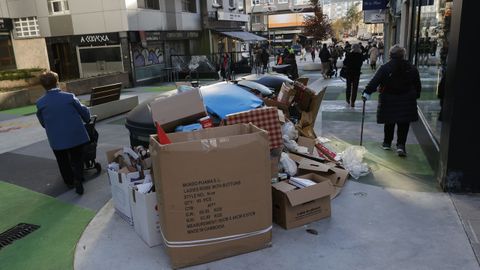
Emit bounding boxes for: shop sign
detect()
[74,33,119,45]
[364,9,387,24]
[217,11,249,22]
[144,31,200,41]
[362,0,388,11]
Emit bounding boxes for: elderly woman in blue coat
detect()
[36,71,91,194]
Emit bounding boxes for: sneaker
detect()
[396,145,407,157]
[382,143,391,150]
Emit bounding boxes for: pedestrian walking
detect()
[369,44,379,70]
[330,45,340,77]
[344,41,352,54]
[261,47,269,73]
[300,47,307,61]
[36,71,91,195]
[319,43,332,79]
[220,52,231,80]
[310,46,316,62]
[343,43,364,107]
[377,40,384,63]
[362,44,422,157]
[284,46,299,80]
[254,46,262,74]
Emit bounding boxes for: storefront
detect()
[0,18,15,71]
[46,32,129,81]
[404,0,452,169]
[129,31,200,84]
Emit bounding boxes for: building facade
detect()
[246,0,313,48]
[0,0,203,85]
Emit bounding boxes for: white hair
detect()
[389,44,406,59]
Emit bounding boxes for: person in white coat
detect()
[369,44,379,70]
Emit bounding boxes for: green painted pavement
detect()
[322,111,377,122]
[0,181,95,270]
[0,105,37,116]
[322,139,439,192]
[142,85,176,92]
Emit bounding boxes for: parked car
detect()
[358,32,372,41]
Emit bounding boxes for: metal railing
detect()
[170,51,254,80]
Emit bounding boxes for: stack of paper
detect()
[289,177,316,188]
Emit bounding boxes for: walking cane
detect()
[360,99,366,146]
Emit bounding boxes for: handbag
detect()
[339,67,347,79]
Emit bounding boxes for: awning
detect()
[220,31,267,42]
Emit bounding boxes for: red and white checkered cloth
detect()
[226,107,282,149]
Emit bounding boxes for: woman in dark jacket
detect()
[362,44,421,157]
[343,43,364,107]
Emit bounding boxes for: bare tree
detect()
[302,0,332,42]
[344,3,362,36]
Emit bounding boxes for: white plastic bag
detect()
[338,146,370,179]
[280,152,297,176]
[281,122,298,140]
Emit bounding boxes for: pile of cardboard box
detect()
[106,79,350,269]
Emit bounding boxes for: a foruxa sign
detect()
[80,35,110,43]
[74,33,119,45]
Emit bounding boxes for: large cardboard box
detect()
[130,188,163,247]
[150,88,207,133]
[106,149,143,225]
[149,124,272,269]
[272,173,334,229]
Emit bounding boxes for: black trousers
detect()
[346,74,360,105]
[53,144,84,186]
[384,122,410,146]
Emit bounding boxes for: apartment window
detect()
[278,0,288,4]
[181,0,196,13]
[238,0,244,10]
[48,0,69,15]
[229,0,236,9]
[13,17,40,38]
[293,0,309,4]
[138,0,160,10]
[252,14,261,23]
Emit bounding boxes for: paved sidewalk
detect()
[0,57,479,270]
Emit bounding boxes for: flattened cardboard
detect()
[297,136,316,153]
[149,123,272,268]
[150,88,207,132]
[272,173,335,229]
[296,87,326,139]
[293,82,315,111]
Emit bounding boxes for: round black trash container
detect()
[238,74,293,93]
[125,96,157,148]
